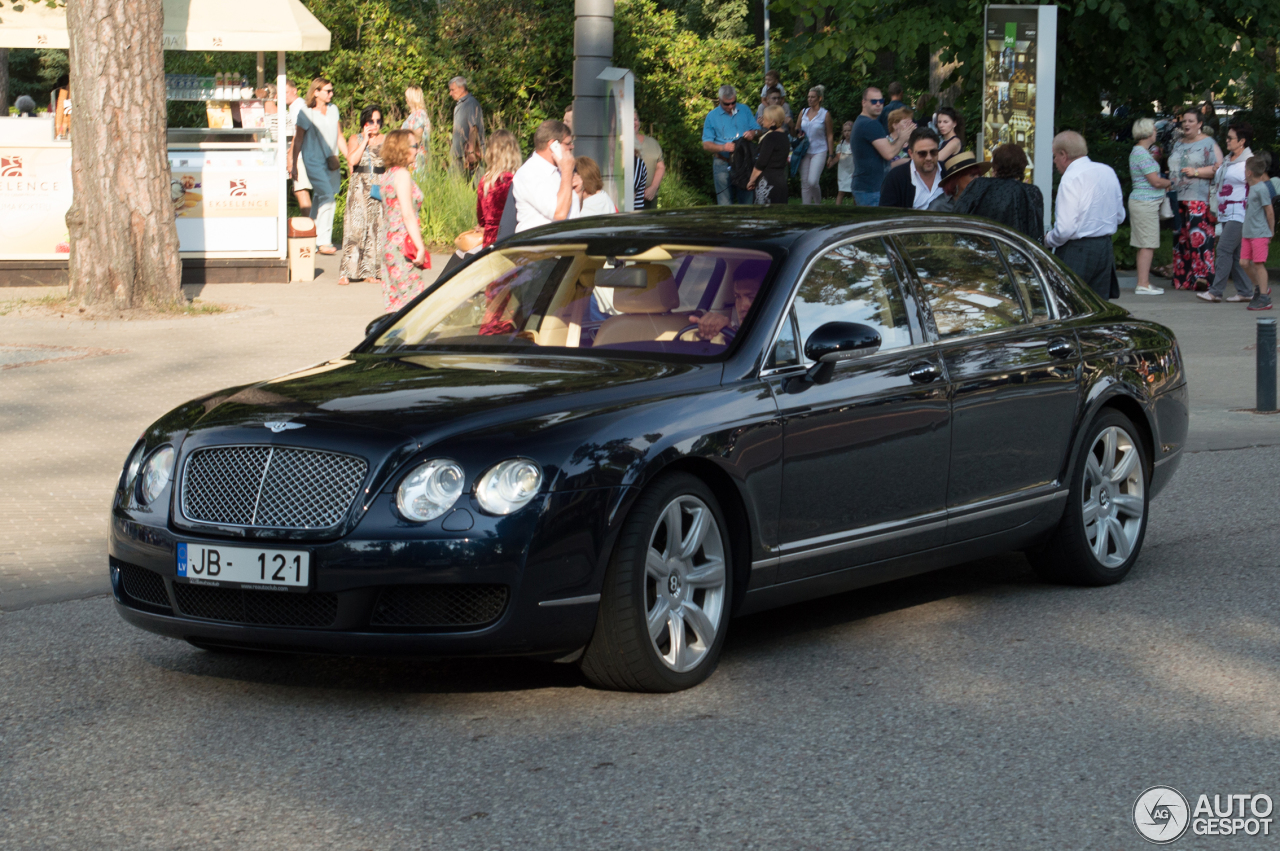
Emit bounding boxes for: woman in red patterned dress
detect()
[379,129,429,313]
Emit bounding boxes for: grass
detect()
[0,294,229,318]
[0,294,63,317]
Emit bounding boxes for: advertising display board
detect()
[598,67,635,213]
[0,144,74,260]
[169,151,279,251]
[982,5,1057,227]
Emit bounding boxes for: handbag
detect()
[403,235,419,264]
[454,226,484,253]
[463,125,482,170]
[789,132,810,178]
[326,154,340,172]
[1158,194,1174,220]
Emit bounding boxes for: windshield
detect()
[369,243,778,359]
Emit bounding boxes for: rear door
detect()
[763,236,951,582]
[893,231,1082,541]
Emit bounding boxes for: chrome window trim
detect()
[750,485,1068,570]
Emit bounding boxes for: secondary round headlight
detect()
[138,445,176,505]
[120,440,145,490]
[396,459,465,522]
[475,459,542,515]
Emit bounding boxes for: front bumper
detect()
[109,488,622,657]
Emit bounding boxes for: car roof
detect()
[505,205,926,252]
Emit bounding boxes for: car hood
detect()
[186,353,712,447]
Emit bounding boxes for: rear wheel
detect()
[580,473,732,692]
[1029,409,1149,586]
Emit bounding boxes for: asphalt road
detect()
[4,445,1278,850]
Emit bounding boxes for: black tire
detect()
[580,472,734,692]
[1029,409,1150,586]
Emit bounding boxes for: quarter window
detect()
[1000,243,1051,321]
[792,238,913,354]
[897,231,1027,338]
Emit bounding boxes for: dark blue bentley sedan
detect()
[110,207,1187,691]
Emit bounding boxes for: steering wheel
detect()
[675,323,735,344]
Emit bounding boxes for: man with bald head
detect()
[1045,130,1125,299]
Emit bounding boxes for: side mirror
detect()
[366,313,397,339]
[788,322,881,389]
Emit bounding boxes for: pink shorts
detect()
[1241,237,1271,263]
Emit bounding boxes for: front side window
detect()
[791,238,914,354]
[896,231,1027,338]
[369,244,777,360]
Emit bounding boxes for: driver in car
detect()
[688,274,761,343]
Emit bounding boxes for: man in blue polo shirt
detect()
[702,84,760,205]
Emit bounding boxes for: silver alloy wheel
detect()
[644,495,728,673]
[1082,425,1146,568]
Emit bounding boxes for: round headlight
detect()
[120,440,145,490]
[396,460,465,522]
[475,459,542,515]
[138,445,175,505]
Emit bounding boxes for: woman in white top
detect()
[1201,122,1256,302]
[798,85,835,205]
[294,77,349,254]
[569,156,617,218]
[835,120,854,205]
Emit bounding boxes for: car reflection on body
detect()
[110,207,1187,692]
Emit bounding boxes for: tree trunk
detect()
[65,0,182,308]
[0,49,9,116]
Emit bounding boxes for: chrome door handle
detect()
[908,362,941,384]
[1047,338,1075,360]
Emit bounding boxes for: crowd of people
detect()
[277,68,1276,314]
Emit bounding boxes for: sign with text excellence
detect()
[981,5,1057,228]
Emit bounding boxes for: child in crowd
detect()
[1240,154,1278,311]
[835,121,854,205]
[760,69,786,104]
[885,107,914,168]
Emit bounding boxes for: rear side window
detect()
[1000,243,1051,321]
[896,231,1027,339]
[792,237,913,353]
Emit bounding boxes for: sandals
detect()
[337,276,350,286]
[317,245,338,255]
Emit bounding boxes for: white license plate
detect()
[176,543,310,590]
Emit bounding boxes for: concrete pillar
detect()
[573,0,614,168]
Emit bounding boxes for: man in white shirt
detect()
[1045,131,1125,299]
[512,119,576,233]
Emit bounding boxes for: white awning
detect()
[0,0,330,51]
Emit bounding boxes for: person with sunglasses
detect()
[293,78,350,255]
[701,84,760,205]
[878,127,945,210]
[337,105,388,286]
[851,86,914,206]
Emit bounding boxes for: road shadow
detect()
[138,552,1047,698]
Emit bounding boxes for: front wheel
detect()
[1029,409,1150,586]
[580,473,732,692]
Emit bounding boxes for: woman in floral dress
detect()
[379,130,430,312]
[402,86,431,174]
[1169,107,1223,289]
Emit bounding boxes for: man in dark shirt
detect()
[448,76,486,174]
[852,86,913,206]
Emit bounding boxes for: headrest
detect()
[611,266,678,314]
[578,270,596,287]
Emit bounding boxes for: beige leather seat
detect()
[593,266,688,347]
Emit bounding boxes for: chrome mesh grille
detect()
[182,446,367,529]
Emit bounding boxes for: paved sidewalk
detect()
[0,260,1272,611]
[0,253,448,611]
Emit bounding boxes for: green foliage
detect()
[415,167,478,245]
[655,163,712,208]
[3,47,67,104]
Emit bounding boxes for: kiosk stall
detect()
[0,0,330,285]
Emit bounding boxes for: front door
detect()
[893,232,1081,541]
[765,237,951,582]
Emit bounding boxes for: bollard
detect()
[1259,318,1277,413]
